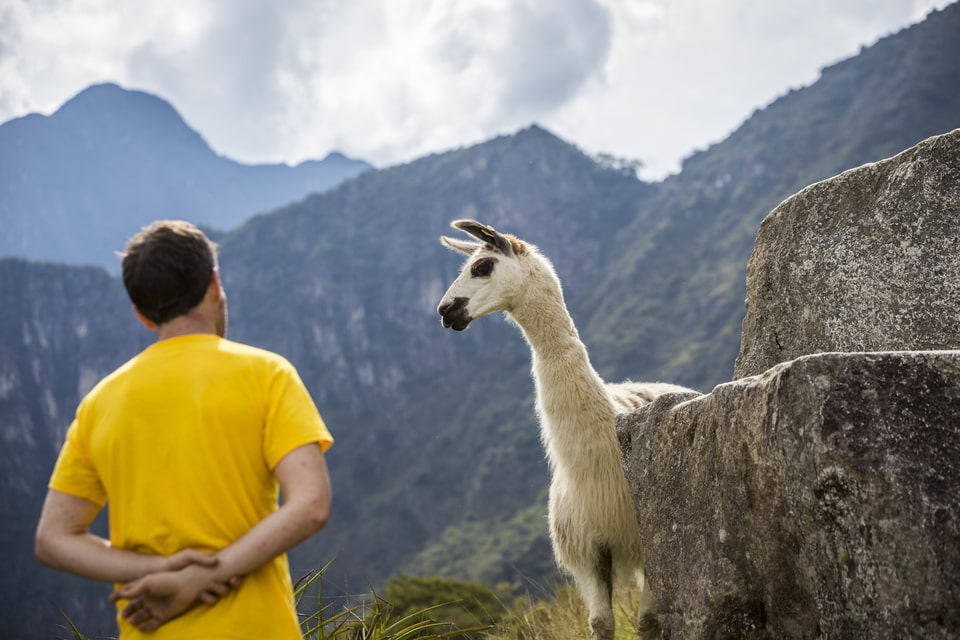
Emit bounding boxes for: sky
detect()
[0,0,953,180]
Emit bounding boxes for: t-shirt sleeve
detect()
[48,411,108,508]
[263,359,333,470]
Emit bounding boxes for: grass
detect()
[57,562,645,640]
[489,584,644,640]
[55,607,92,640]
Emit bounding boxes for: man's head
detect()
[121,221,224,333]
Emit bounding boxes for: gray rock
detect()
[619,350,960,639]
[734,129,960,380]
[619,130,960,637]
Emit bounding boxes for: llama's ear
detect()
[440,235,481,255]
[451,220,514,256]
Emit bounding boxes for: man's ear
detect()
[132,306,157,330]
[208,271,223,301]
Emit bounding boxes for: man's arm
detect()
[111,442,332,631]
[214,442,332,576]
[35,490,218,583]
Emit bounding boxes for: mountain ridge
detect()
[580,1,960,390]
[0,82,372,271]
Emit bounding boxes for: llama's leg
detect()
[572,545,615,640]
[635,569,662,640]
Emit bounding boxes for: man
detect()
[35,220,333,638]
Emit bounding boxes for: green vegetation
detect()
[397,499,555,587]
[382,575,511,634]
[55,608,92,640]
[57,562,645,640]
[296,568,493,640]
[492,585,644,640]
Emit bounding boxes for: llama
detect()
[437,220,694,640]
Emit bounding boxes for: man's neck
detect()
[154,315,218,342]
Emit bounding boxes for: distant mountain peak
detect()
[473,123,573,156]
[0,81,372,270]
[514,123,562,142]
[55,82,180,120]
[67,81,131,99]
[48,82,209,158]
[518,123,547,134]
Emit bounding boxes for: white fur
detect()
[438,220,693,640]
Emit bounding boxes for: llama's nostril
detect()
[438,297,468,317]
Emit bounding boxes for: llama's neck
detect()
[507,266,615,465]
[508,275,582,360]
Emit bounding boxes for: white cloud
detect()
[258,0,614,168]
[546,0,955,177]
[0,0,954,178]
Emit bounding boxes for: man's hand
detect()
[109,564,242,632]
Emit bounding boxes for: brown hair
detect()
[121,220,219,325]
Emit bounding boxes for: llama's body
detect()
[437,220,694,640]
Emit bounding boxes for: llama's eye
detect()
[471,259,495,278]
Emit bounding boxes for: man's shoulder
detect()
[216,338,295,369]
[83,353,139,396]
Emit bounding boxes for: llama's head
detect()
[437,220,530,331]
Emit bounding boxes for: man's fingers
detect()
[167,549,219,570]
[120,598,144,619]
[199,582,227,604]
[127,604,154,627]
[135,617,162,633]
[109,582,142,603]
[125,601,167,632]
[199,576,243,604]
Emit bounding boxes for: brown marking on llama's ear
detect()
[451,220,515,256]
[505,235,529,257]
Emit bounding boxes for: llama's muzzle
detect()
[438,297,472,331]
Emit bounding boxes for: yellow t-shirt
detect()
[49,334,334,639]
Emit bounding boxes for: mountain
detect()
[0,260,148,637]
[2,4,959,637]
[218,124,652,598]
[580,2,960,391]
[0,83,371,271]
